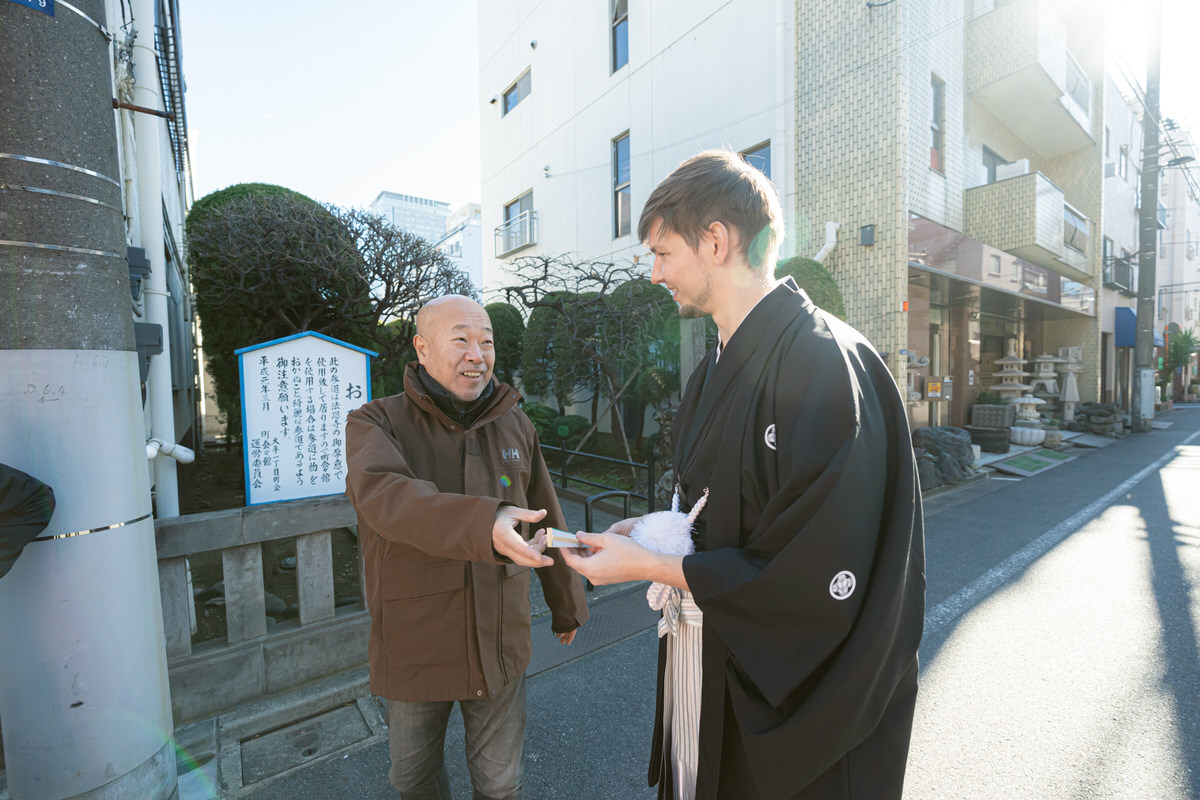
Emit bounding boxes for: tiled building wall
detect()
[906,0,966,233]
[797,0,1106,404]
[963,0,1040,94]
[962,174,1038,251]
[794,0,908,386]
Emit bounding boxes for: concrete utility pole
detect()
[0,1,177,798]
[1131,0,1163,433]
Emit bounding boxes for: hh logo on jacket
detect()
[500,447,521,463]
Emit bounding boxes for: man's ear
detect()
[413,334,429,365]
[707,221,732,265]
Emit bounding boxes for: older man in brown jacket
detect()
[346,295,589,799]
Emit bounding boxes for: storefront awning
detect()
[1114,307,1165,347]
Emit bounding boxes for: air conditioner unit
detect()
[1104,162,1117,178]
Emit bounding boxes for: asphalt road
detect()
[229,408,1200,800]
[907,408,1200,799]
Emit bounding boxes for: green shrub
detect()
[521,402,558,442]
[974,389,1005,406]
[775,256,846,320]
[550,414,590,450]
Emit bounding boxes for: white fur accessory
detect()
[632,487,708,610]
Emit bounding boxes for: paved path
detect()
[167,409,1200,799]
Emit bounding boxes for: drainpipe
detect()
[0,1,176,797]
[131,0,180,517]
[813,221,841,263]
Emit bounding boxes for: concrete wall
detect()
[155,496,369,724]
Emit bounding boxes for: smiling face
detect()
[413,296,496,403]
[646,220,715,319]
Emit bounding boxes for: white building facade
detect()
[479,0,1200,428]
[478,0,796,294]
[436,202,485,291]
[1098,74,1145,408]
[1158,127,1200,337]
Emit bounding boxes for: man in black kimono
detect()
[562,150,925,799]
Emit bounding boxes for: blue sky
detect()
[181,1,1200,212]
[184,0,481,210]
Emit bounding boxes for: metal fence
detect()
[540,442,659,513]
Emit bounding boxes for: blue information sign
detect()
[5,0,54,15]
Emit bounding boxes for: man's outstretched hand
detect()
[493,505,554,567]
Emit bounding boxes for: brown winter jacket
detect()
[345,363,588,702]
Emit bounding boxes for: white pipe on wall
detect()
[813,221,841,263]
[147,437,196,463]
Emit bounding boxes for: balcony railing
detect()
[494,210,538,257]
[963,171,1091,283]
[1063,202,1088,255]
[1063,50,1090,119]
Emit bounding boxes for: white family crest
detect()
[764,424,777,451]
[829,570,856,600]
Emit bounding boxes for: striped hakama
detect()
[658,587,704,800]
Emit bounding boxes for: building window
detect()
[988,253,1002,276]
[611,0,628,73]
[741,141,772,180]
[503,70,531,116]
[931,75,946,173]
[1118,146,1128,181]
[613,132,631,238]
[982,146,1005,184]
[1104,126,1110,158]
[496,191,536,256]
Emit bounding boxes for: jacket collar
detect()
[402,362,520,429]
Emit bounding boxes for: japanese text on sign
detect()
[238,333,374,505]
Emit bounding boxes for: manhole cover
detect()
[240,704,372,784]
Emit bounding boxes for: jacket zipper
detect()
[498,574,507,687]
[461,422,508,691]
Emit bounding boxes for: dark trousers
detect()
[387,675,526,800]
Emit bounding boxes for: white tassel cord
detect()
[632,488,708,610]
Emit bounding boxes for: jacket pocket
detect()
[381,562,466,600]
[378,563,468,669]
[503,562,530,579]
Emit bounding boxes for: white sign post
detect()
[236,332,376,505]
